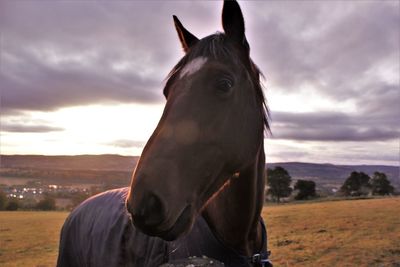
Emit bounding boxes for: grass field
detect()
[264,197,400,267]
[0,212,68,267]
[0,198,399,267]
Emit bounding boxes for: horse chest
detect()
[57,188,260,267]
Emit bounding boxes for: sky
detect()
[0,1,399,166]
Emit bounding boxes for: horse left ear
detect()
[173,15,199,53]
[222,0,249,52]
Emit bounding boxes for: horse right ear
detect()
[173,15,199,53]
[222,0,250,54]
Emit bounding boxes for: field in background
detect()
[0,198,399,267]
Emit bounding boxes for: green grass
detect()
[0,198,399,267]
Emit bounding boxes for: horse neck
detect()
[202,145,265,256]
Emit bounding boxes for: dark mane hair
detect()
[163,33,270,132]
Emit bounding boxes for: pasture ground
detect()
[0,197,399,267]
[0,212,68,267]
[264,197,400,266]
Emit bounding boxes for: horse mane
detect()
[163,33,270,133]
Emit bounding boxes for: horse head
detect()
[126,0,267,241]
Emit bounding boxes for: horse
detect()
[57,1,271,266]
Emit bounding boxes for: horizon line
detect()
[1,153,398,168]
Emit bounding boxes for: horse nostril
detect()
[130,193,166,228]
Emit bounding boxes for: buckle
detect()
[251,253,261,263]
[250,252,273,267]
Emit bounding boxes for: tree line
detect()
[266,166,395,203]
[0,188,99,211]
[0,184,108,211]
[0,192,57,211]
[1,167,396,209]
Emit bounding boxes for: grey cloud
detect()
[355,83,399,119]
[265,138,399,165]
[1,0,399,153]
[1,1,220,113]
[0,115,64,133]
[310,141,400,164]
[339,152,399,164]
[106,139,146,149]
[1,123,64,133]
[276,127,398,142]
[3,1,398,110]
[246,1,399,131]
[271,111,399,142]
[248,1,399,144]
[1,47,163,112]
[248,1,398,95]
[267,149,310,159]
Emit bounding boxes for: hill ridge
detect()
[1,155,398,190]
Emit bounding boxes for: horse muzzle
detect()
[126,191,194,241]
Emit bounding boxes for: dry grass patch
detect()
[0,198,399,267]
[0,211,68,267]
[262,197,400,267]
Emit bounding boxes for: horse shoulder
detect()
[57,187,169,267]
[57,188,131,267]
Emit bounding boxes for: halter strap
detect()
[168,216,273,267]
[246,218,272,267]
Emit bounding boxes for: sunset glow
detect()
[1,104,164,155]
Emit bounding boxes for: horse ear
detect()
[173,15,199,53]
[222,0,249,52]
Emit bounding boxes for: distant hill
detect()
[1,155,398,190]
[0,154,139,171]
[0,155,139,186]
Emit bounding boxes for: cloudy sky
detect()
[1,1,399,166]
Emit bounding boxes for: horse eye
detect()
[216,77,234,93]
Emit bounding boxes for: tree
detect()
[36,195,56,210]
[70,192,90,209]
[370,172,394,195]
[6,199,19,211]
[340,171,371,196]
[266,166,292,203]
[294,180,316,200]
[0,190,7,210]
